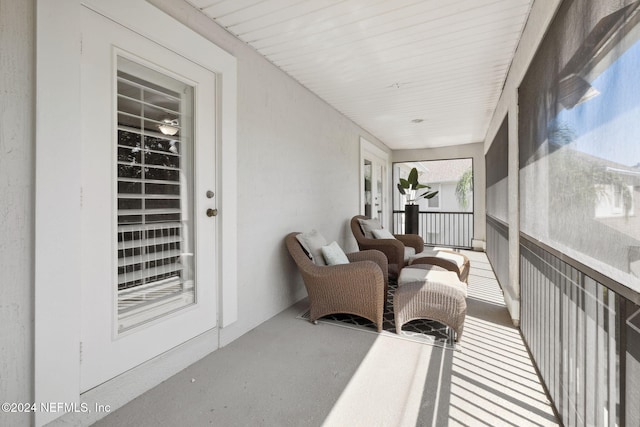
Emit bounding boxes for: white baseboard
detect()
[47,328,219,427]
[501,287,520,327]
[471,239,486,251]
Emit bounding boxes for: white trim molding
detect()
[35,1,237,424]
[360,137,391,230]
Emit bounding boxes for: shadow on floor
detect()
[93,251,558,427]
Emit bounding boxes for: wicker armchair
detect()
[350,215,470,282]
[285,232,388,331]
[350,215,424,277]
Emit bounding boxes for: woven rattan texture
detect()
[299,279,454,347]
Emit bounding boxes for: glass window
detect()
[116,56,195,332]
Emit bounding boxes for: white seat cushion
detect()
[296,229,328,266]
[409,249,465,268]
[372,228,395,239]
[398,267,466,297]
[321,241,350,265]
[404,246,416,262]
[357,218,382,239]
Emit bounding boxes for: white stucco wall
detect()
[3,0,390,423]
[146,0,391,346]
[392,142,486,249]
[0,1,35,426]
[484,0,562,325]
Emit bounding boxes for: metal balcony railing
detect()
[392,210,474,249]
[486,215,509,289]
[520,235,640,426]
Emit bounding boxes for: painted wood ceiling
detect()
[186,0,533,149]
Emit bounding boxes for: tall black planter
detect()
[404,204,419,235]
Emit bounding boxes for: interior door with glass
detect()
[362,152,388,228]
[80,9,218,391]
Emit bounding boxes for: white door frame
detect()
[79,12,221,391]
[360,137,391,230]
[35,1,237,425]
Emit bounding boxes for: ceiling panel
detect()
[186,0,533,149]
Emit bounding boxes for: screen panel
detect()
[486,116,509,222]
[519,0,640,291]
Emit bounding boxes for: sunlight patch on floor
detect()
[448,251,558,426]
[322,250,558,426]
[322,335,443,427]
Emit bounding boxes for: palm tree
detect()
[455,168,473,210]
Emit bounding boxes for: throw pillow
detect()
[321,241,350,265]
[372,228,395,239]
[296,230,328,266]
[357,218,382,239]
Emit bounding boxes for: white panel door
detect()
[80,8,218,391]
[361,139,390,230]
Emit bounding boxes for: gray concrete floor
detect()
[94,251,558,427]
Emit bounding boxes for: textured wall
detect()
[2,0,391,421]
[147,0,391,346]
[0,0,35,426]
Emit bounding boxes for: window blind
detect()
[116,58,195,332]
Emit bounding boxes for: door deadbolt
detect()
[206,190,215,199]
[206,208,218,217]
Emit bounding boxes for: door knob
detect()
[206,208,218,217]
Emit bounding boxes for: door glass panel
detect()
[362,154,387,225]
[363,160,372,218]
[375,162,384,223]
[116,56,195,333]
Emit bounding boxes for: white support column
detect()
[507,91,521,326]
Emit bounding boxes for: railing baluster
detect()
[391,210,474,249]
[518,235,638,427]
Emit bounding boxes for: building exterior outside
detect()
[393,159,474,247]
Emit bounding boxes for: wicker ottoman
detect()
[409,249,470,283]
[394,264,468,342]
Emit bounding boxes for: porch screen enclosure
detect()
[516,0,640,425]
[486,116,509,290]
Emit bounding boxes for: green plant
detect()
[397,167,438,205]
[455,168,473,210]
